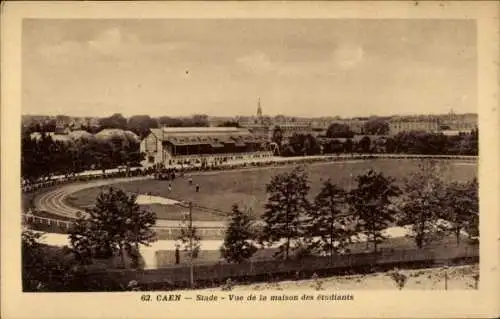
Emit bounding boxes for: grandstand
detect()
[140,127,272,167]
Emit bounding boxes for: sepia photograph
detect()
[2,2,499,319]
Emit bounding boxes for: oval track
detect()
[33,176,226,229]
[31,157,477,231]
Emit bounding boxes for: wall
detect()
[84,243,479,289]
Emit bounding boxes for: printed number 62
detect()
[141,294,151,301]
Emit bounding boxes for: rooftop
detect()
[147,127,267,146]
[160,127,249,133]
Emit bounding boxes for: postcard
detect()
[1,1,499,318]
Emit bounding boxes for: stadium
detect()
[139,126,273,168]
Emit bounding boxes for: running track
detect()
[32,156,477,231]
[33,176,227,229]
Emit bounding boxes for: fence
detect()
[21,168,149,193]
[85,243,479,289]
[22,213,226,239]
[23,214,73,233]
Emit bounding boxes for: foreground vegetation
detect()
[202,264,479,291]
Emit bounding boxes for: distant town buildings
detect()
[388,119,440,135]
[23,104,478,149]
[388,111,477,135]
[236,99,319,143]
[232,102,477,138]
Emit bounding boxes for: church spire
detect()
[257,97,263,118]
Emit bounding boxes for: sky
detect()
[22,19,477,118]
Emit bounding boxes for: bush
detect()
[221,278,234,291]
[388,268,408,290]
[310,273,324,291]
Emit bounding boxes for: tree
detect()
[177,219,201,260]
[363,119,389,135]
[288,134,320,156]
[120,142,145,170]
[348,169,400,252]
[463,178,479,239]
[271,125,284,148]
[22,227,78,291]
[156,115,209,127]
[371,136,387,153]
[442,178,479,244]
[90,140,115,173]
[157,116,183,127]
[397,160,448,248]
[190,114,209,127]
[343,138,354,154]
[127,115,158,138]
[69,187,157,268]
[220,204,258,263]
[321,139,343,154]
[468,128,479,155]
[307,179,353,257]
[259,166,310,259]
[326,123,354,138]
[217,121,241,128]
[21,132,44,181]
[357,136,371,153]
[21,132,75,181]
[385,137,397,153]
[99,113,128,130]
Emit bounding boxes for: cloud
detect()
[237,46,366,77]
[87,27,135,56]
[35,28,136,63]
[236,52,311,78]
[33,27,192,69]
[333,44,365,70]
[37,41,85,59]
[236,52,275,73]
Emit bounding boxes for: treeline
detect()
[21,132,143,182]
[275,129,478,157]
[221,162,478,263]
[22,113,210,139]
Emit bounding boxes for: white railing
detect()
[22,213,226,238]
[23,213,73,229]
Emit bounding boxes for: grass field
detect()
[66,159,477,222]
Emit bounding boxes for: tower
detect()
[257,97,263,119]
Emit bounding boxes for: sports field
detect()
[65,159,477,222]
